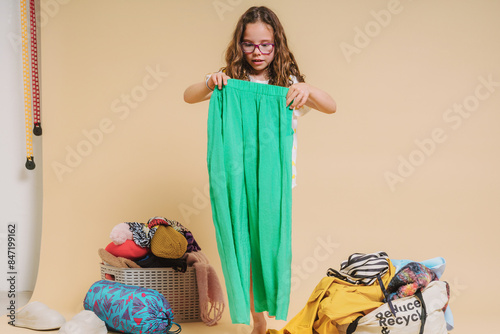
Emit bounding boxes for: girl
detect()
[184,6,336,334]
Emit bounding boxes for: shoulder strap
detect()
[376,274,396,316]
[415,290,427,334]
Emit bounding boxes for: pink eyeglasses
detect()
[240,42,275,55]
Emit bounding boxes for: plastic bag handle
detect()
[415,290,427,334]
[168,322,182,334]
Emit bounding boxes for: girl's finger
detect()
[210,77,217,91]
[291,91,303,109]
[296,92,307,108]
[297,94,308,109]
[286,90,298,107]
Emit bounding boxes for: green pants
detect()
[207,79,293,324]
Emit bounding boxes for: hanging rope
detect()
[21,0,35,170]
[29,0,42,136]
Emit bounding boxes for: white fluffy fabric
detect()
[58,310,107,334]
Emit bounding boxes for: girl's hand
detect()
[286,83,310,110]
[208,72,231,91]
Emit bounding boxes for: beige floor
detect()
[0,315,268,334]
[0,312,491,334]
[0,316,491,334]
[0,292,485,334]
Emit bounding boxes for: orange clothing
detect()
[267,261,396,334]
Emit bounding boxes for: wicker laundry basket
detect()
[100,264,201,322]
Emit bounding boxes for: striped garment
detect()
[326,252,390,285]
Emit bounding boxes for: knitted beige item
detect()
[184,251,225,326]
[98,248,141,268]
[150,225,187,259]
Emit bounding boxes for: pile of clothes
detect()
[98,216,224,326]
[268,252,454,334]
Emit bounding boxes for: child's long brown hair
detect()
[222,6,305,87]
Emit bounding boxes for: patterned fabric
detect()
[126,218,201,253]
[184,232,198,252]
[127,222,151,248]
[387,262,445,303]
[84,280,181,334]
[148,217,188,233]
[326,252,390,285]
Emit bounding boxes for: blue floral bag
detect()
[84,280,181,333]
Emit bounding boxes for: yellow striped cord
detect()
[30,0,42,136]
[21,0,35,169]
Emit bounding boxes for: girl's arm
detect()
[287,83,337,114]
[183,81,212,104]
[183,72,230,104]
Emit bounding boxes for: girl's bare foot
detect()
[251,315,267,334]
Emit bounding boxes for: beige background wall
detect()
[4,0,499,333]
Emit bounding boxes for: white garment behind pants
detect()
[248,75,310,188]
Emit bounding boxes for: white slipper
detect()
[58,310,107,334]
[14,301,66,330]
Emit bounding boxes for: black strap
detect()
[346,316,363,334]
[376,274,396,316]
[415,290,427,334]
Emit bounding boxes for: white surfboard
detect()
[0,0,42,310]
